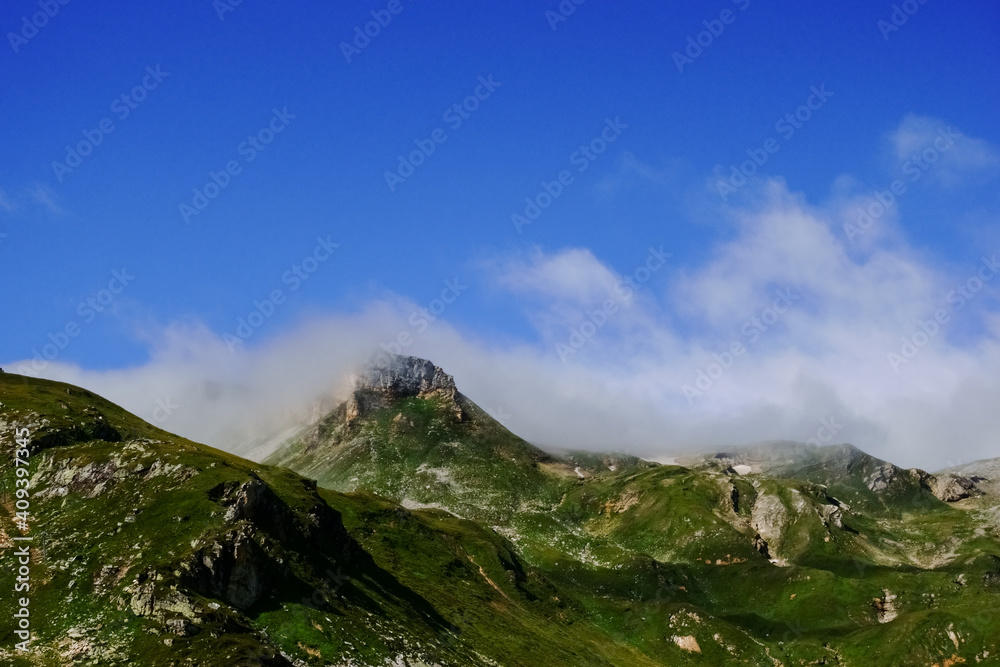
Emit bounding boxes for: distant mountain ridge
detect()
[678,439,991,506]
[940,456,1000,496]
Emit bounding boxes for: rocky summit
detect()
[353,355,458,399]
[3,359,1000,665]
[345,355,464,422]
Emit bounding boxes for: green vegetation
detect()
[2,369,999,665]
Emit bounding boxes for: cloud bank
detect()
[7,116,1000,472]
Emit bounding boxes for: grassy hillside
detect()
[5,367,1000,665]
[266,392,568,523]
[0,373,668,665]
[265,359,1000,665]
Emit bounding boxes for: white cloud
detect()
[493,247,620,305]
[7,305,406,459]
[7,118,1000,473]
[888,114,1000,186]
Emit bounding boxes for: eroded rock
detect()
[186,525,264,611]
[929,474,980,502]
[873,589,899,623]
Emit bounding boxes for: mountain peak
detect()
[354,354,457,396]
[346,354,463,422]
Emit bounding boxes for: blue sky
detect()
[2,0,1000,468]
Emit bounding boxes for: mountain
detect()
[676,439,995,508]
[941,457,1000,496]
[265,355,1000,665]
[0,373,674,666]
[265,355,648,524]
[4,361,1000,665]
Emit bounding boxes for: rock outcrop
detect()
[866,464,901,493]
[928,473,981,502]
[873,589,899,623]
[817,503,844,529]
[346,355,464,422]
[750,494,787,563]
[186,524,265,610]
[938,457,1000,497]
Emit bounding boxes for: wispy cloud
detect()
[888,114,1000,186]
[493,247,624,305]
[0,183,69,216]
[0,189,17,213]
[596,152,680,196]
[25,182,67,215]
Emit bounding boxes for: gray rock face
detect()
[866,464,897,492]
[873,589,899,623]
[354,355,458,397]
[750,493,788,564]
[928,474,980,502]
[188,525,264,611]
[939,457,1000,496]
[129,568,202,620]
[818,504,844,528]
[346,355,463,421]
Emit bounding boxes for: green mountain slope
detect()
[264,356,602,524]
[4,360,1000,665]
[0,373,677,666]
[266,356,1000,666]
